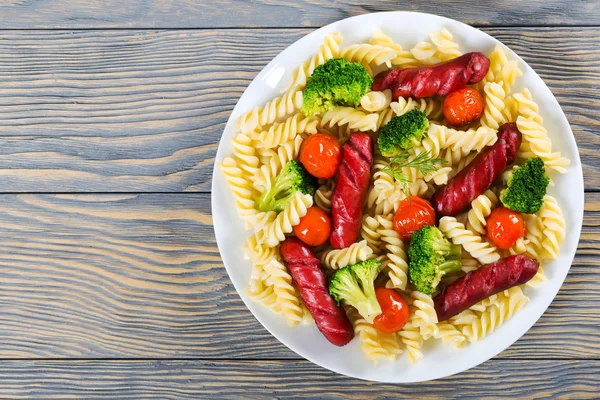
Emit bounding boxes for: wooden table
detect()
[0,1,598,398]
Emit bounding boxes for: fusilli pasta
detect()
[321,240,374,270]
[439,216,501,264]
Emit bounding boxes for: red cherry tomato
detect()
[373,287,409,333]
[393,197,436,240]
[293,206,332,246]
[443,88,485,127]
[486,206,526,250]
[298,133,342,179]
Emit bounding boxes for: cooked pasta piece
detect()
[410,291,439,340]
[466,190,499,235]
[340,44,396,75]
[443,125,498,155]
[260,192,313,247]
[360,216,383,252]
[374,107,396,132]
[439,216,501,265]
[256,113,318,149]
[414,122,447,159]
[231,132,260,177]
[321,106,379,132]
[314,182,334,213]
[430,28,462,61]
[522,213,544,260]
[376,214,409,291]
[538,195,565,260]
[244,234,278,265]
[265,258,303,327]
[253,135,304,192]
[321,240,374,270]
[235,87,303,134]
[410,40,441,65]
[247,263,280,313]
[346,306,402,363]
[369,28,418,67]
[480,82,506,130]
[391,97,443,119]
[434,322,468,349]
[284,31,343,91]
[361,89,392,112]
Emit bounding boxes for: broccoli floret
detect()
[329,259,382,323]
[255,160,316,212]
[408,226,462,294]
[301,58,373,117]
[500,158,549,214]
[377,108,429,157]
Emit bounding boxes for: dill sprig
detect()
[382,150,447,196]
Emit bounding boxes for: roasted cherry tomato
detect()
[393,196,436,240]
[443,87,485,127]
[293,206,332,246]
[486,206,526,250]
[373,287,409,333]
[298,133,342,179]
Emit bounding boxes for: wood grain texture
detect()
[0,192,596,359]
[0,359,597,399]
[0,0,599,28]
[0,28,598,192]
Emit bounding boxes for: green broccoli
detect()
[328,259,382,323]
[408,226,462,294]
[255,159,316,212]
[500,158,549,214]
[377,108,429,157]
[301,58,373,117]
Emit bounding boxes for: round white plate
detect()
[211,11,584,382]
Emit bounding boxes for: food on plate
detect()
[431,122,522,217]
[330,133,374,249]
[280,237,355,346]
[301,58,373,117]
[408,226,462,294]
[373,287,410,333]
[293,206,332,246]
[255,159,316,212]
[298,133,342,179]
[486,207,526,250]
[393,196,436,240]
[221,27,569,365]
[372,52,490,99]
[500,157,550,213]
[434,254,539,321]
[443,88,485,127]
[377,108,429,157]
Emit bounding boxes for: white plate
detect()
[211,11,584,382]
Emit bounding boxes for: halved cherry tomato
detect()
[373,287,409,333]
[293,206,332,246]
[298,133,342,179]
[443,87,485,127]
[486,206,526,250]
[393,196,436,240]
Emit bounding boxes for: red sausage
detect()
[434,254,539,321]
[372,52,490,100]
[280,237,355,346]
[431,122,522,217]
[330,133,373,249]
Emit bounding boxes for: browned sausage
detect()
[434,254,539,321]
[330,133,373,249]
[372,52,490,99]
[280,237,354,346]
[431,122,522,217]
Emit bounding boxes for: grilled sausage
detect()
[431,122,522,217]
[330,133,373,249]
[280,237,355,346]
[372,52,490,99]
[434,254,539,321]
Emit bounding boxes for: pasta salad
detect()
[220,27,568,365]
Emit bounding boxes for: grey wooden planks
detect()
[0,359,597,399]
[0,0,599,29]
[0,28,598,192]
[0,192,596,359]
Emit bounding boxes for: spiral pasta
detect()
[414,123,447,159]
[376,215,409,291]
[265,258,303,327]
[391,97,443,120]
[538,195,565,261]
[369,28,418,67]
[346,306,402,363]
[434,323,467,349]
[439,216,501,264]
[410,40,441,65]
[244,234,278,265]
[256,113,319,149]
[314,183,334,213]
[247,263,280,313]
[443,125,498,155]
[260,192,313,247]
[253,135,304,192]
[480,82,506,130]
[321,240,374,270]
[467,190,499,235]
[321,106,379,132]
[340,44,396,75]
[360,216,383,252]
[360,89,392,112]
[284,31,343,91]
[430,28,462,61]
[235,87,303,134]
[410,291,439,340]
